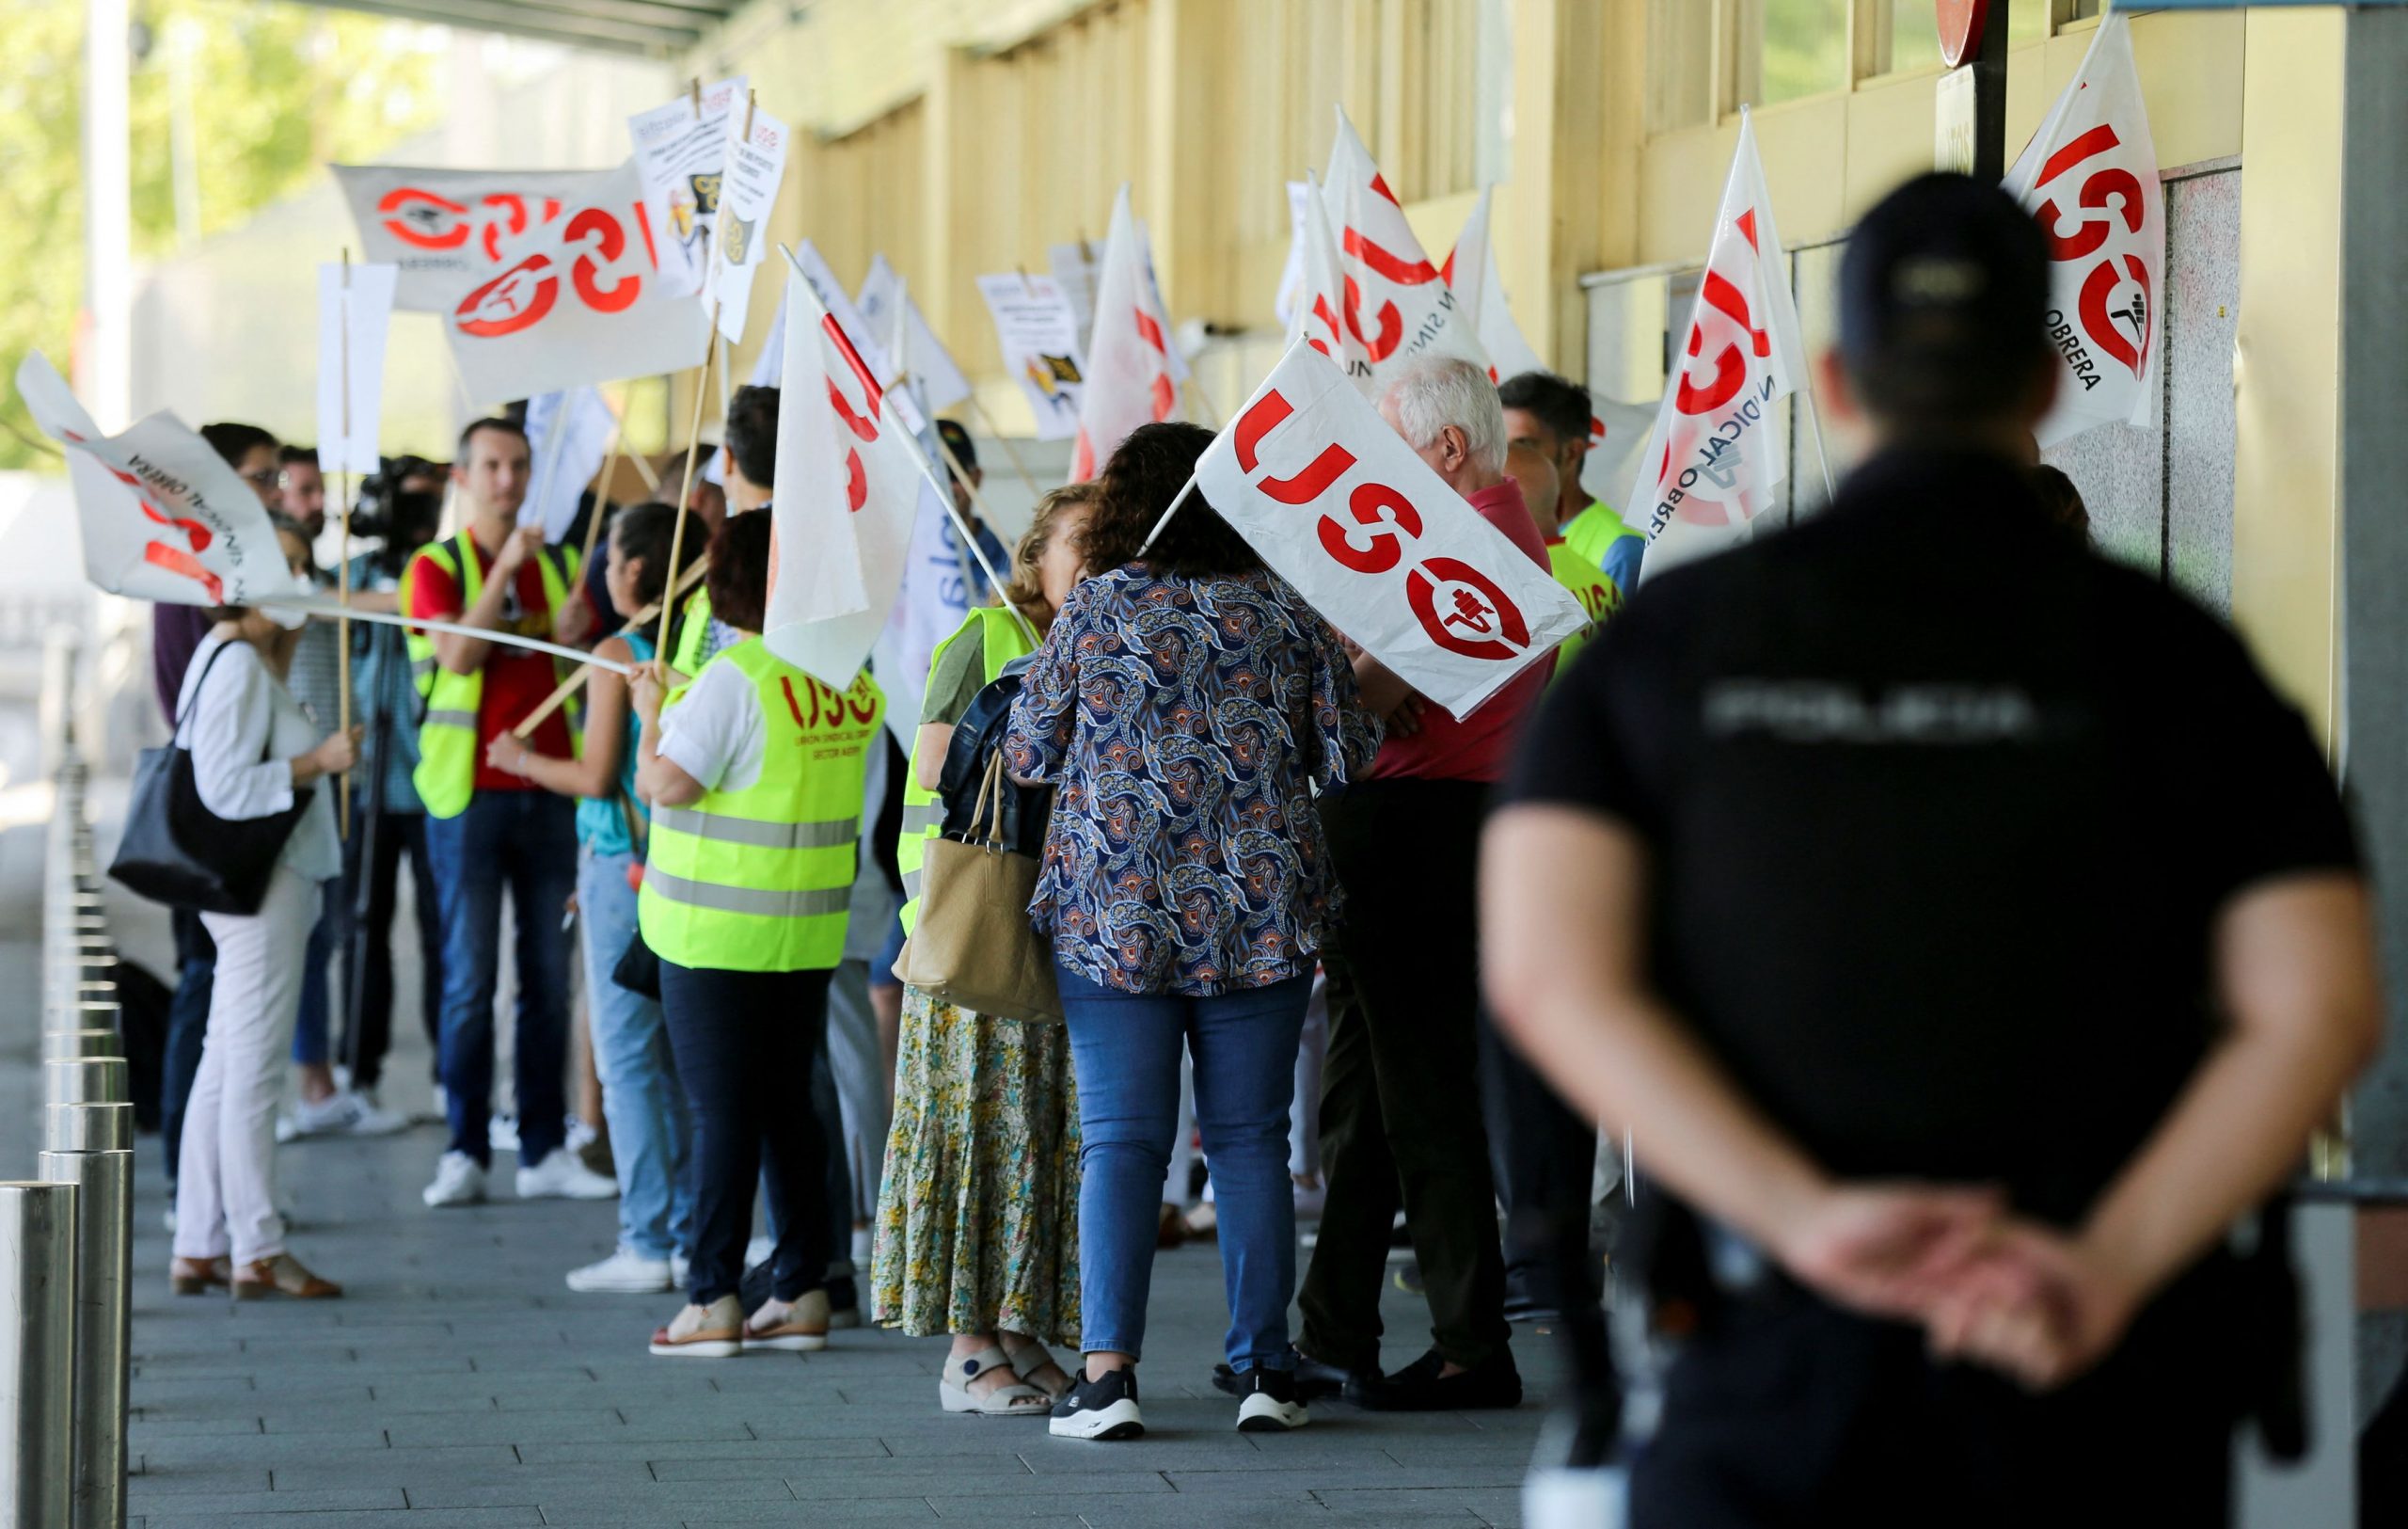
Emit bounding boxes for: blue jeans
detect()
[424,790,578,1168]
[291,880,338,1066]
[160,908,215,1187]
[578,846,691,1261]
[1055,964,1312,1372]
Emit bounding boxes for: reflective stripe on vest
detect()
[637,639,885,972]
[403,533,581,820]
[895,607,1035,937]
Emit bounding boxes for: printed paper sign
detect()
[975,273,1085,441]
[627,75,746,299]
[333,163,654,311]
[1070,183,1185,482]
[2004,12,2162,449]
[315,261,398,478]
[1048,240,1100,352]
[1321,106,1492,398]
[712,98,789,346]
[438,164,710,405]
[1194,342,1584,720]
[1627,111,1808,561]
[17,352,305,608]
[858,255,972,410]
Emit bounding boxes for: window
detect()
[1878,0,1944,77]
[1734,0,1851,108]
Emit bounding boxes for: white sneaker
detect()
[744,1234,774,1269]
[516,1148,619,1201]
[566,1246,674,1294]
[288,1089,409,1139]
[423,1151,486,1207]
[849,1226,874,1266]
[489,1114,520,1155]
[566,1117,599,1153]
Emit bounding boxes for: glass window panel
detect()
[2010,0,2051,45]
[1745,0,1850,107]
[1883,0,1944,75]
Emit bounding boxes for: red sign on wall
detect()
[1937,0,1990,69]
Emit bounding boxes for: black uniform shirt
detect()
[1503,447,2357,1223]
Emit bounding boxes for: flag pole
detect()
[336,247,354,839]
[514,555,710,741]
[1133,470,1200,559]
[1182,370,1224,429]
[964,393,1045,502]
[579,402,626,576]
[655,315,720,662]
[1798,377,1840,507]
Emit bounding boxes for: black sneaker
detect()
[1232,1367,1309,1433]
[1211,1351,1361,1402]
[1355,1347,1523,1412]
[1049,1366,1144,1441]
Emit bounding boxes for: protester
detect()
[2031,463,2092,544]
[166,518,359,1300]
[632,509,885,1358]
[1291,356,1545,1409]
[277,445,327,540]
[1481,173,2379,1526]
[1500,370,1644,604]
[1507,440,1611,678]
[875,482,1099,1417]
[668,396,775,677]
[406,417,613,1208]
[1006,422,1381,1441]
[154,422,282,1231]
[496,502,694,1294]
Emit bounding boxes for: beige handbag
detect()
[893,750,1063,1024]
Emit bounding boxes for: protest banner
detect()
[18,352,302,609]
[434,161,708,404]
[711,93,787,347]
[1183,341,1584,720]
[2004,11,2162,449]
[1627,110,1821,573]
[627,75,746,299]
[1322,106,1491,398]
[1070,183,1186,482]
[334,163,651,311]
[974,272,1085,442]
[314,259,395,478]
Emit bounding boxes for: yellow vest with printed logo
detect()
[895,607,1037,937]
[1546,542,1618,682]
[402,533,582,820]
[668,584,715,677]
[639,639,885,972]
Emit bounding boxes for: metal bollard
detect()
[45,1002,121,1042]
[0,1182,77,1529]
[42,1059,128,1108]
[43,1105,132,1155]
[40,1032,121,1062]
[37,1151,129,1529]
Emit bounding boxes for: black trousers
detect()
[658,960,833,1308]
[338,809,442,1091]
[1297,777,1511,1373]
[1632,1277,2239,1529]
[1479,1011,1602,1314]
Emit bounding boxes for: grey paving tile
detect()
[409,1478,798,1511]
[140,1511,543,1529]
[125,1464,273,1496]
[672,1504,938,1525]
[515,1438,890,1466]
[104,1488,407,1516]
[264,1457,656,1492]
[135,1430,392,1465]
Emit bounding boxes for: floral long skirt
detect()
[870,985,1081,1344]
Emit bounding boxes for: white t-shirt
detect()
[173,635,342,883]
[657,659,767,794]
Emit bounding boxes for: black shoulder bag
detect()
[109,640,315,916]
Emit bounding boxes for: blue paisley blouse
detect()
[1004,565,1383,996]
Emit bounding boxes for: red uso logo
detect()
[2033,125,2153,383]
[820,313,884,513]
[451,203,655,339]
[1231,389,1532,664]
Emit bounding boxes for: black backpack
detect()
[935,656,1052,855]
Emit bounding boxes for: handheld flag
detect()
[1193,342,1584,720]
[315,260,397,477]
[1627,111,1809,565]
[17,352,305,609]
[1069,183,1185,481]
[522,388,619,543]
[1443,187,1546,383]
[858,255,973,410]
[2004,12,2162,448]
[1321,107,1491,398]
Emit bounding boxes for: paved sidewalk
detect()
[0,798,1548,1528]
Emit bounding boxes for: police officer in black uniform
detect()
[1479,173,2380,1528]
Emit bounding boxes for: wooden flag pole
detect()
[579,404,627,576]
[655,314,721,661]
[514,554,709,741]
[964,393,1045,502]
[336,247,354,838]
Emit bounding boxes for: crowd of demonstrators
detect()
[1482,174,2378,1524]
[871,483,1097,1415]
[631,509,886,1357]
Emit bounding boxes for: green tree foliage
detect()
[0,0,443,470]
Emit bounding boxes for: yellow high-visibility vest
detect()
[638,639,885,972]
[1546,542,1619,681]
[895,607,1036,936]
[403,533,582,820]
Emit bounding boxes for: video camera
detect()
[350,456,447,578]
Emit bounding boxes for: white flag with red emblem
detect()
[1069,183,1185,482]
[2004,11,2162,449]
[426,161,709,404]
[16,352,306,609]
[1285,172,1349,364]
[761,269,928,690]
[1320,107,1491,400]
[1194,342,1584,721]
[1443,187,1546,384]
[1627,111,1808,561]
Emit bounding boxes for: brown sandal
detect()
[169,1256,231,1296]
[232,1253,341,1300]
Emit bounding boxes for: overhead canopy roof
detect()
[289,0,740,57]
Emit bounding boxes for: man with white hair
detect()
[1290,356,1551,1411]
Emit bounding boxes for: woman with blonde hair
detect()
[873,483,1098,1416]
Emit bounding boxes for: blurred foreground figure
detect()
[1480,173,2379,1529]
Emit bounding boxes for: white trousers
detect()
[175,865,313,1266]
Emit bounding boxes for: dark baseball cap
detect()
[935,418,978,478]
[1840,173,2051,420]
